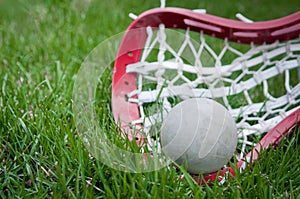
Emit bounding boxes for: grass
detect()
[0,0,300,198]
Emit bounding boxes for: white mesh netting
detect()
[126,25,300,158]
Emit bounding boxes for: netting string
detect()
[160,0,166,8]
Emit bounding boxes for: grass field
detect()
[1,0,300,198]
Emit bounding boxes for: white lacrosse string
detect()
[235,13,253,23]
[128,13,138,20]
[160,0,166,8]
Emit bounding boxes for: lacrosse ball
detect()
[160,98,237,174]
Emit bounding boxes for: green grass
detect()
[1,0,300,198]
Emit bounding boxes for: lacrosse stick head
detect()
[111,8,300,182]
